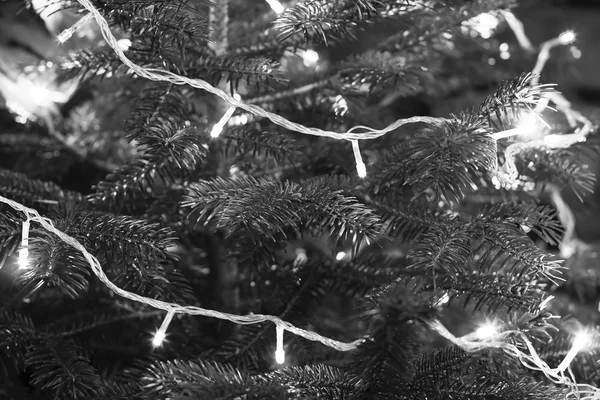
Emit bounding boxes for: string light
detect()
[117,38,132,51]
[556,330,592,372]
[474,322,499,340]
[352,140,367,178]
[152,310,176,347]
[298,49,320,68]
[210,94,241,138]
[0,195,363,353]
[57,13,93,43]
[265,0,284,14]
[434,292,450,306]
[463,12,500,39]
[275,326,285,364]
[558,30,576,45]
[335,251,346,261]
[18,219,31,270]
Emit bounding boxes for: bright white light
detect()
[152,310,175,348]
[573,330,593,350]
[464,12,500,39]
[275,348,285,364]
[265,0,284,14]
[475,322,498,340]
[356,162,367,178]
[152,330,166,347]
[57,13,93,43]
[335,251,346,261]
[117,39,132,51]
[557,329,593,371]
[559,30,576,45]
[435,292,450,306]
[17,220,31,270]
[299,49,319,68]
[275,326,285,364]
[210,106,237,138]
[17,248,29,270]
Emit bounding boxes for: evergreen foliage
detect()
[0,0,598,399]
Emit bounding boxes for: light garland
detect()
[57,1,536,179]
[0,195,363,352]
[210,93,241,138]
[57,12,93,43]
[429,319,600,399]
[17,219,31,270]
[275,326,285,364]
[152,309,175,347]
[48,3,592,180]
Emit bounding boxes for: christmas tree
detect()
[0,0,599,398]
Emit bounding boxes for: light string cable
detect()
[429,319,600,400]
[61,0,465,177]
[0,194,363,352]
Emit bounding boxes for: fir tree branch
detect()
[274,0,383,45]
[338,50,423,96]
[25,337,102,399]
[472,203,563,246]
[469,224,563,284]
[221,124,305,165]
[186,54,282,92]
[261,365,355,399]
[183,176,382,252]
[0,169,82,207]
[374,113,496,203]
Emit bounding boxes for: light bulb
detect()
[57,13,93,43]
[559,30,576,45]
[299,49,319,68]
[475,322,498,340]
[152,310,176,348]
[275,326,285,364]
[211,106,237,138]
[152,331,166,347]
[356,162,367,178]
[335,251,346,261]
[352,140,367,178]
[18,220,31,270]
[557,329,592,372]
[265,0,284,14]
[434,292,450,306]
[117,39,132,51]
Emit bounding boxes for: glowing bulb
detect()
[559,30,576,45]
[351,141,367,178]
[265,0,284,14]
[475,322,498,340]
[557,329,593,372]
[335,251,346,261]
[57,13,93,43]
[299,49,319,68]
[152,331,166,347]
[211,106,237,138]
[356,162,367,178]
[435,292,450,306]
[275,326,285,364]
[152,310,176,348]
[464,12,499,39]
[18,220,31,270]
[117,39,132,51]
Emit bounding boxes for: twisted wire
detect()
[0,194,363,352]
